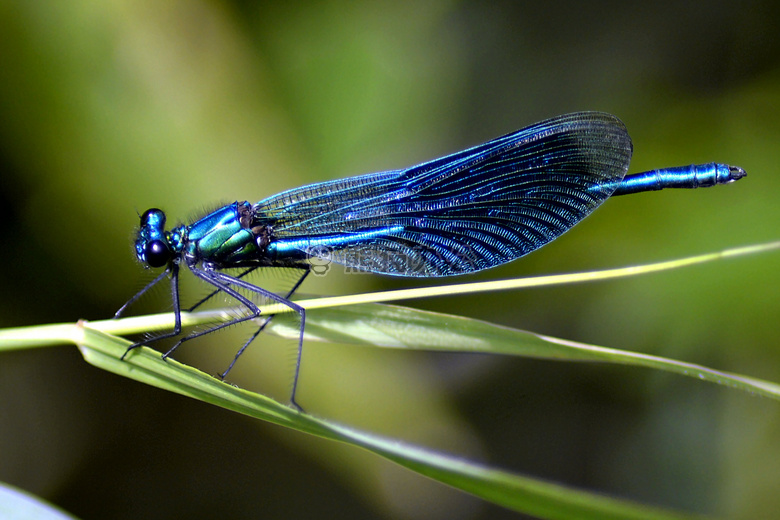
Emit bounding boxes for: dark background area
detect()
[1,2,778,519]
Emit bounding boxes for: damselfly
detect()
[116,112,745,409]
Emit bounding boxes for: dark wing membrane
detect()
[253,112,633,277]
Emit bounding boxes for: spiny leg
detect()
[114,267,171,319]
[187,266,259,312]
[161,268,305,357]
[171,267,308,410]
[160,267,268,359]
[204,269,308,410]
[220,268,310,383]
[121,263,183,360]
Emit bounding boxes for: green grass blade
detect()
[266,303,780,400]
[2,242,776,518]
[69,324,704,520]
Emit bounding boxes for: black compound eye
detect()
[144,239,171,268]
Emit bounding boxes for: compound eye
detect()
[144,239,171,268]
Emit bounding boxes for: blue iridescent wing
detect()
[254,111,633,276]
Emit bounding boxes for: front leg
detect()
[121,263,182,360]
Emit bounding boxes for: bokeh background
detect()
[1,2,778,519]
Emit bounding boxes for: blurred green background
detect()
[1,1,778,519]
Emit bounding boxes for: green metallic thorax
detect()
[179,202,264,268]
